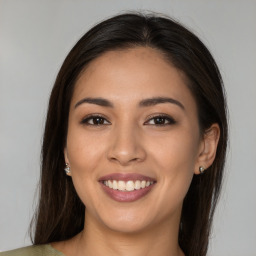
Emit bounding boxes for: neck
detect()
[70,212,184,256]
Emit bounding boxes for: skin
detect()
[52,47,220,256]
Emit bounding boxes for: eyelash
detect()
[80,114,176,126]
[144,114,176,126]
[81,114,110,126]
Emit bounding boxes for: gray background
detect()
[0,1,255,255]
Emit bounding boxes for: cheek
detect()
[66,127,105,173]
[65,127,107,205]
[148,128,200,207]
[151,128,200,173]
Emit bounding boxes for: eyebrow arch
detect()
[139,97,185,110]
[74,96,185,110]
[75,97,114,108]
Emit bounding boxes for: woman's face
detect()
[65,47,204,233]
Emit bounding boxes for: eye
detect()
[144,115,176,126]
[81,115,111,126]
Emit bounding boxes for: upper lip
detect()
[98,173,156,182]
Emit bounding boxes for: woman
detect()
[1,12,228,256]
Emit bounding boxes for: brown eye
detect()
[154,117,166,125]
[145,115,176,126]
[81,115,110,126]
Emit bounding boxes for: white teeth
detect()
[135,180,141,190]
[112,180,118,190]
[108,180,113,188]
[103,180,154,191]
[118,181,126,191]
[126,181,134,191]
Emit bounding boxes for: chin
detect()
[96,209,153,234]
[105,219,150,234]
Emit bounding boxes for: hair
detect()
[30,12,228,256]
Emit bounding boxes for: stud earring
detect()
[64,163,71,175]
[199,166,205,174]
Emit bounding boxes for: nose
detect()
[107,123,146,166]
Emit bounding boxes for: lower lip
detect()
[100,182,155,202]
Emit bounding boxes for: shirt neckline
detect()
[47,244,66,256]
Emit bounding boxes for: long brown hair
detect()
[30,12,228,256]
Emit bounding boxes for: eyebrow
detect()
[75,97,114,108]
[74,97,185,110]
[139,97,185,110]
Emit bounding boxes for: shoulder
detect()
[0,244,65,256]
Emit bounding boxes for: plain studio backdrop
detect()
[0,1,255,255]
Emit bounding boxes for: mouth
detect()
[101,180,155,191]
[98,173,156,202]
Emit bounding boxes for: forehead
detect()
[72,47,196,110]
[79,47,178,82]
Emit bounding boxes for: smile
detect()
[102,180,154,191]
[99,173,156,202]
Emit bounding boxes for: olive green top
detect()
[0,244,65,256]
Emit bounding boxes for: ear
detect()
[194,123,220,175]
[64,147,69,163]
[64,147,72,176]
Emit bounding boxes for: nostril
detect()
[109,156,142,166]
[107,144,146,165]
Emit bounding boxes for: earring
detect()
[199,166,205,174]
[64,163,71,175]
